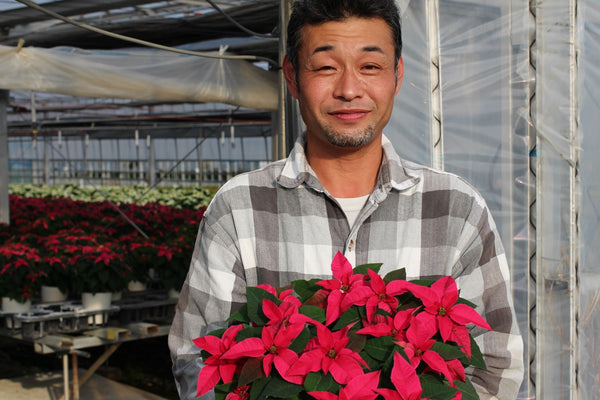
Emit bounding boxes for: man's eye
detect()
[316,66,334,71]
[363,64,380,70]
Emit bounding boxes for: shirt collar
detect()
[276,133,420,193]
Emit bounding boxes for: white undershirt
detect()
[335,194,370,227]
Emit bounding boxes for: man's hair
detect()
[286,0,402,73]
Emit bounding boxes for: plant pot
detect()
[81,292,112,325]
[1,297,32,328]
[41,285,68,302]
[127,280,147,292]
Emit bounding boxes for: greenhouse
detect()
[1,0,599,399]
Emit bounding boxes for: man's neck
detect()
[305,134,383,198]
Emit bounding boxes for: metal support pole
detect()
[567,1,580,397]
[71,352,79,400]
[195,136,203,184]
[62,354,70,400]
[274,0,290,161]
[147,135,156,187]
[82,134,88,186]
[426,0,444,171]
[43,135,50,185]
[78,343,120,388]
[0,90,9,225]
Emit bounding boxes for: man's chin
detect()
[324,130,375,148]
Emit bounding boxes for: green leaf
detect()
[206,328,227,338]
[360,351,380,370]
[292,279,323,303]
[228,304,251,324]
[299,305,326,323]
[331,306,362,330]
[469,336,487,370]
[238,357,265,386]
[303,372,340,393]
[455,378,480,400]
[353,263,382,275]
[456,297,478,309]
[409,279,435,287]
[249,376,303,400]
[347,331,367,353]
[236,326,263,341]
[419,374,459,400]
[289,327,311,353]
[383,267,406,283]
[363,336,396,361]
[246,287,278,326]
[214,381,234,400]
[430,341,468,361]
[249,377,269,400]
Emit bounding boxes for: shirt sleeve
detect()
[168,208,247,400]
[453,199,524,400]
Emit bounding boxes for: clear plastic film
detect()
[387,0,599,398]
[0,45,279,110]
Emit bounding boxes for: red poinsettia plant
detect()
[193,252,491,400]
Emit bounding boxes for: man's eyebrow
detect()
[362,45,385,54]
[311,45,385,55]
[312,45,334,55]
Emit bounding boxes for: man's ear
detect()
[395,56,404,95]
[283,55,299,99]
[394,57,404,95]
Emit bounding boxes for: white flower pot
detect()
[81,292,112,325]
[127,280,147,292]
[41,285,68,302]
[1,297,31,328]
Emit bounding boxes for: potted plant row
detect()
[0,193,204,318]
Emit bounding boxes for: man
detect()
[169,0,524,399]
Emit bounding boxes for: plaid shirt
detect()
[169,134,524,400]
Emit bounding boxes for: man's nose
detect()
[333,68,364,101]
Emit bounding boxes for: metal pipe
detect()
[426,0,444,171]
[0,90,9,225]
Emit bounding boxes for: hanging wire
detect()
[14,0,279,67]
[205,0,274,39]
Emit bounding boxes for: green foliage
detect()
[9,183,217,209]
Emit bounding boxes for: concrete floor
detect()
[0,370,168,400]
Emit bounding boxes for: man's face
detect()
[284,17,403,149]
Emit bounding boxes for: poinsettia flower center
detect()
[233,385,250,400]
[340,284,349,293]
[269,345,278,354]
[438,306,447,317]
[327,349,337,358]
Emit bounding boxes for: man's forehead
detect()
[299,17,394,55]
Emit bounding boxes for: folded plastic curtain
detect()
[0,45,279,110]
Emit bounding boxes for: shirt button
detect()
[348,240,355,250]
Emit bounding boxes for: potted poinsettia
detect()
[0,242,42,312]
[194,252,491,400]
[35,232,73,301]
[65,234,131,311]
[154,235,195,297]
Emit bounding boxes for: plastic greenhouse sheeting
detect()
[0,45,279,110]
[387,0,599,398]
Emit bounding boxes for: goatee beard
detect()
[322,125,375,147]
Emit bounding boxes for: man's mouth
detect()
[329,109,370,122]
